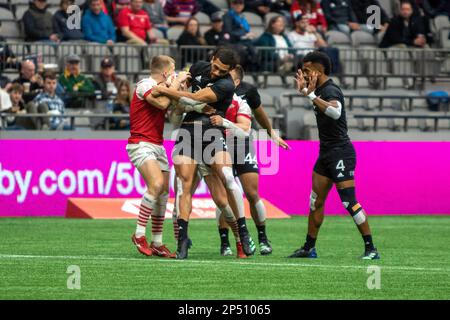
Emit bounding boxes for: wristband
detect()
[307,91,317,101]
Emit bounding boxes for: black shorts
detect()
[173,123,227,165]
[229,137,259,176]
[314,143,356,182]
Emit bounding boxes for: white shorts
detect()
[197,162,212,178]
[126,142,169,172]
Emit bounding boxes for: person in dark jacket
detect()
[253,15,294,73]
[421,0,450,18]
[321,0,359,35]
[380,1,427,48]
[52,0,84,41]
[350,0,390,33]
[22,0,60,42]
[176,17,206,68]
[204,11,232,46]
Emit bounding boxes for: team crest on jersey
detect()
[195,75,202,82]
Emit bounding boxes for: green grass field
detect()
[0,216,449,300]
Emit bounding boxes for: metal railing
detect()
[1,42,449,84]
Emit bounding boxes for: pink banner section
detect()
[1,140,449,217]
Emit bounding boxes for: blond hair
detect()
[150,55,175,74]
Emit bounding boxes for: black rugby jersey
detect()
[183,61,235,125]
[235,81,261,110]
[313,78,351,151]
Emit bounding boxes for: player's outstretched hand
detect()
[275,136,291,150]
[202,105,216,115]
[176,71,191,84]
[295,69,306,93]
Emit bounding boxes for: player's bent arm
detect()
[311,98,342,120]
[145,79,185,110]
[253,105,273,135]
[156,86,218,104]
[223,117,250,138]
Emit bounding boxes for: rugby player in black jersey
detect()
[214,65,291,256]
[288,51,380,260]
[151,47,255,259]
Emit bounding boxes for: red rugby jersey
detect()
[128,78,167,145]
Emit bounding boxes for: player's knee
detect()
[221,167,237,190]
[148,180,164,196]
[309,191,324,211]
[244,190,259,205]
[337,187,366,225]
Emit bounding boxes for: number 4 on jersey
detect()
[336,160,345,171]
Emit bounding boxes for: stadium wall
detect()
[1,140,449,216]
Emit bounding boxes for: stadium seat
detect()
[112,44,143,74]
[0,6,14,20]
[14,4,28,20]
[378,0,394,18]
[325,30,351,46]
[440,28,450,48]
[212,0,229,10]
[242,11,263,27]
[152,28,165,39]
[167,26,184,42]
[434,15,450,32]
[351,31,377,47]
[337,47,362,75]
[195,12,210,25]
[1,21,22,39]
[251,25,265,38]
[264,12,282,26]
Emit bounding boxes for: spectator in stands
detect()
[254,15,294,74]
[164,0,200,26]
[4,84,27,130]
[59,54,95,108]
[223,0,256,42]
[107,79,131,130]
[290,0,328,33]
[23,0,60,43]
[109,0,131,23]
[380,1,427,48]
[13,60,44,104]
[33,72,68,130]
[116,0,159,44]
[143,0,170,37]
[350,0,390,33]
[177,17,206,67]
[82,0,117,44]
[204,11,232,46]
[245,0,292,19]
[93,57,122,101]
[288,14,327,56]
[288,14,341,74]
[53,0,85,41]
[321,0,359,35]
[421,0,450,18]
[0,23,19,73]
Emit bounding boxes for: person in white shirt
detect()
[288,14,327,57]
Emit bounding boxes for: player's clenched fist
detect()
[209,115,223,126]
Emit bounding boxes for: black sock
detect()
[256,224,267,242]
[237,217,248,233]
[218,228,230,246]
[177,219,188,241]
[363,234,375,251]
[303,234,316,250]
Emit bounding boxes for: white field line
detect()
[0,254,449,273]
